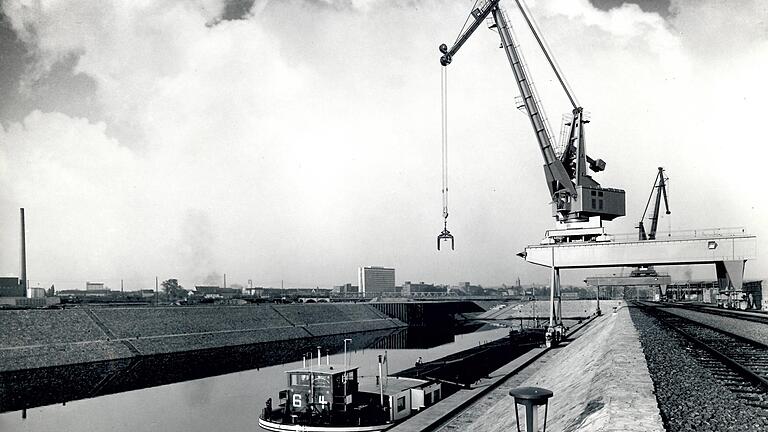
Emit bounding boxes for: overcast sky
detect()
[0,0,765,290]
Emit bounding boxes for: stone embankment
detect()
[0,303,403,372]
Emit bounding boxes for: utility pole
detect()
[378,355,384,406]
[121,279,124,293]
[343,338,352,411]
[155,276,158,305]
[596,284,601,316]
[20,208,27,296]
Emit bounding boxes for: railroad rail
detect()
[667,302,768,325]
[635,302,768,414]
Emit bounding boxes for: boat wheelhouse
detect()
[259,364,390,431]
[259,359,441,431]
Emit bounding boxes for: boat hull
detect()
[258,417,391,432]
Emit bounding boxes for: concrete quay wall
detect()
[479,299,625,320]
[0,303,404,372]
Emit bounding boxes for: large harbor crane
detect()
[439,0,757,346]
[630,167,671,282]
[638,167,671,241]
[439,0,625,244]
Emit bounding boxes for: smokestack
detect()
[20,208,27,297]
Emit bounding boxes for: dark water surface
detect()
[0,325,511,432]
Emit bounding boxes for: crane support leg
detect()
[716,260,746,292]
[546,254,564,347]
[556,268,562,327]
[549,265,556,328]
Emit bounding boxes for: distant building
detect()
[86,282,105,291]
[0,297,59,307]
[57,288,111,298]
[358,266,395,295]
[402,281,445,296]
[195,285,242,298]
[244,287,264,296]
[0,277,60,307]
[457,282,484,296]
[0,277,24,297]
[27,287,46,298]
[333,283,359,294]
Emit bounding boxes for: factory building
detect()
[0,277,24,297]
[358,266,395,295]
[0,209,59,307]
[86,282,106,291]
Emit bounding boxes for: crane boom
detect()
[490,7,576,199]
[439,0,625,240]
[440,1,574,200]
[439,0,499,66]
[512,0,577,109]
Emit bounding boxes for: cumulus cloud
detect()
[0,0,764,289]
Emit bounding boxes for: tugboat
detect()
[259,352,441,431]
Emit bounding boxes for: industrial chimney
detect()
[20,208,27,297]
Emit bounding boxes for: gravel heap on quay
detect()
[629,307,768,432]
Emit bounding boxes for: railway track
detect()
[669,302,768,325]
[636,302,768,416]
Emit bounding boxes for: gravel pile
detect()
[629,307,768,432]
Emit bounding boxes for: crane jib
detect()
[437,0,626,230]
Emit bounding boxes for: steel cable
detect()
[441,66,449,223]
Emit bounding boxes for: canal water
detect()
[0,325,511,432]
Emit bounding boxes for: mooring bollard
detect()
[509,386,553,432]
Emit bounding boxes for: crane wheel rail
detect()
[633,301,768,414]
